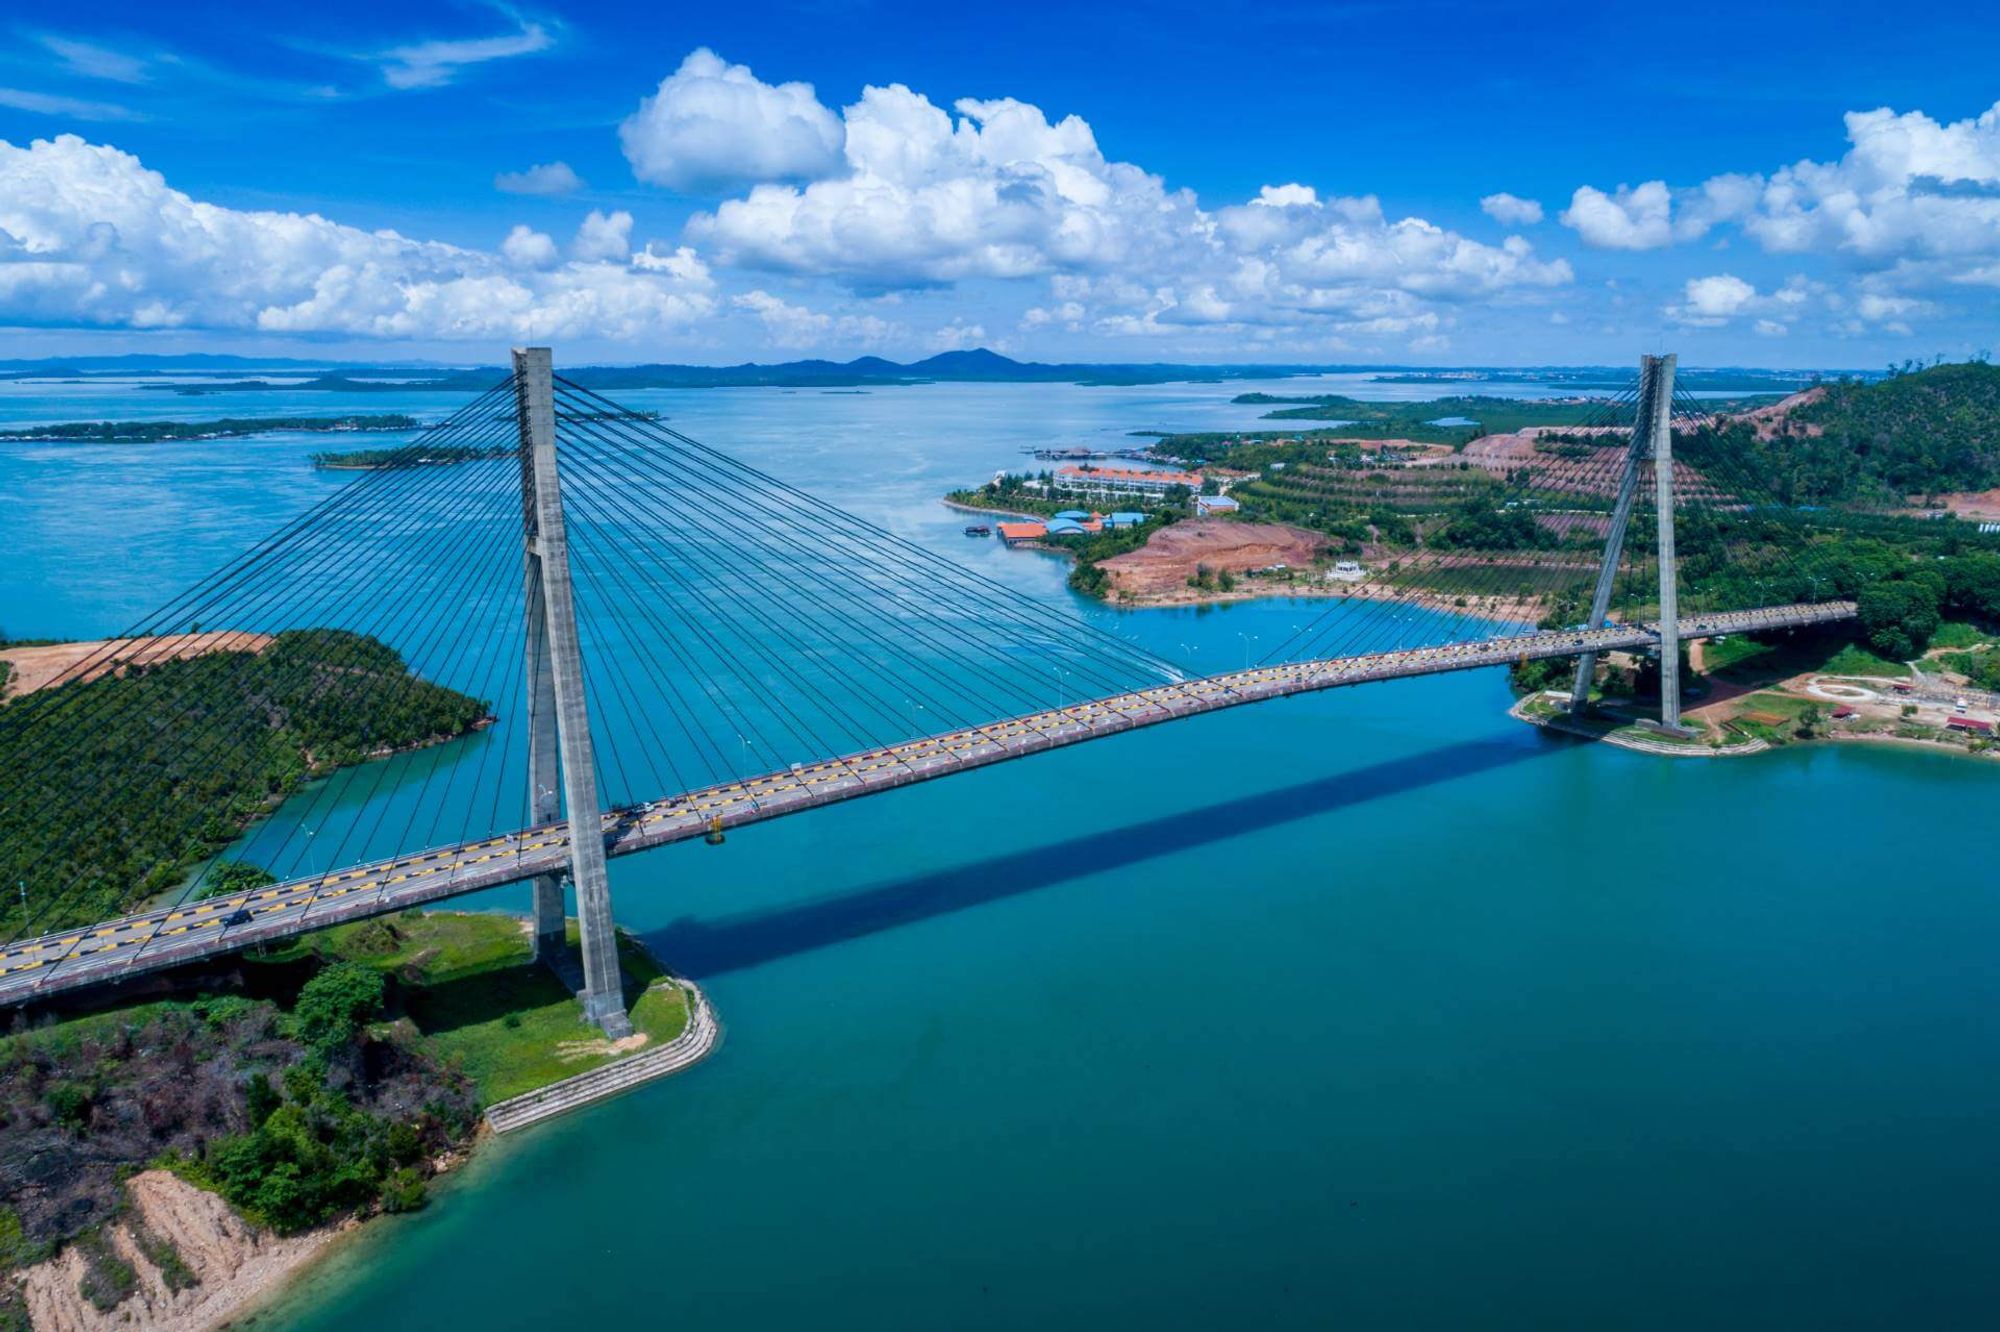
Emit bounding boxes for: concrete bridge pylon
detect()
[515,346,631,1038]
[1568,353,1689,733]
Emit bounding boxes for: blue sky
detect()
[2,0,1997,367]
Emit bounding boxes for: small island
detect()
[0,415,419,444]
[310,444,514,470]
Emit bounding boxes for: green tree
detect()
[1857,575,1944,660]
[293,963,384,1056]
[196,860,277,900]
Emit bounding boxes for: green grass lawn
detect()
[264,910,691,1106]
[1821,643,1910,678]
[1699,634,1777,674]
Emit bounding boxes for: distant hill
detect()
[0,349,1872,394]
[1727,360,2000,503]
[553,349,1336,390]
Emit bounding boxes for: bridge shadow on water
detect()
[642,734,1552,979]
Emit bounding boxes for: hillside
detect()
[0,630,488,938]
[1728,361,2000,503]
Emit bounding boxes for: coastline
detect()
[940,496,1044,522]
[946,496,1548,619]
[3,916,719,1332]
[15,1171,360,1332]
[1510,695,1999,763]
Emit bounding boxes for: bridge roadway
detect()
[0,600,1852,1007]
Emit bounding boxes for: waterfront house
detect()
[996,521,1047,545]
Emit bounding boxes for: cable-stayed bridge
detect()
[0,351,1858,1028]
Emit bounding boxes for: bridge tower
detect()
[515,347,631,1037]
[1567,353,1688,732]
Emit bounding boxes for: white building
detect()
[1054,465,1204,499]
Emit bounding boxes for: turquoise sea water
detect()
[4,374,1998,1330]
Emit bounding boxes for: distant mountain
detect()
[0,349,1873,393]
[558,349,1339,390]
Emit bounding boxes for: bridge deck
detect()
[0,601,1852,1007]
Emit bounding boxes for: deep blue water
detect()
[3,373,1997,1331]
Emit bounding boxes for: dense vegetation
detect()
[0,905,689,1327]
[0,630,488,937]
[311,444,512,469]
[1721,361,2000,503]
[0,415,417,443]
[0,956,479,1321]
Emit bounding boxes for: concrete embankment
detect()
[484,979,721,1134]
[1508,695,1770,758]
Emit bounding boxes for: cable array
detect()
[1,366,1857,946]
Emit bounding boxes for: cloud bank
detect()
[0,136,712,340]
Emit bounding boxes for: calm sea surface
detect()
[3,373,1996,1331]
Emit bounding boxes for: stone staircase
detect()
[485,980,720,1134]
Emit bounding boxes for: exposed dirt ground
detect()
[17,1171,348,1332]
[1096,519,1328,599]
[1937,487,2000,521]
[1731,387,1826,440]
[0,633,273,698]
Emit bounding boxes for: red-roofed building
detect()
[996,521,1047,545]
[1946,715,1994,734]
[1054,465,1202,499]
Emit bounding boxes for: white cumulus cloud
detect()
[572,209,632,262]
[732,289,895,350]
[678,71,1569,347]
[501,225,558,268]
[1480,192,1543,226]
[620,49,846,194]
[495,161,584,196]
[0,136,714,341]
[1566,101,2000,336]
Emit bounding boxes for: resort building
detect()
[1053,465,1203,499]
[996,521,1047,546]
[1194,494,1241,516]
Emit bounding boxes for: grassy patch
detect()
[130,1221,197,1292]
[1932,620,1996,650]
[1699,634,1777,674]
[1822,643,1910,678]
[73,1228,137,1313]
[266,911,688,1106]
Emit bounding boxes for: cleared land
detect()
[1095,519,1327,600]
[0,633,274,697]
